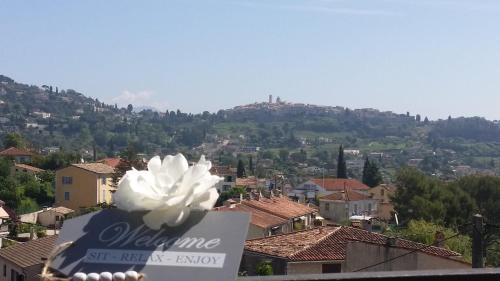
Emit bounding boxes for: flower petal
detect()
[142,207,191,229]
[116,153,220,229]
[161,154,189,182]
[192,188,219,210]
[147,156,162,174]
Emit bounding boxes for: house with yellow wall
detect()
[55,163,115,210]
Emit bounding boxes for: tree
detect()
[249,156,254,176]
[362,158,382,187]
[34,151,79,170]
[392,167,473,228]
[0,158,11,178]
[3,133,25,149]
[384,220,472,262]
[290,149,307,163]
[237,159,246,178]
[336,145,347,179]
[279,149,289,161]
[255,261,273,276]
[127,104,133,113]
[113,143,146,185]
[455,176,500,261]
[216,187,246,207]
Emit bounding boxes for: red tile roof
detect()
[98,158,122,168]
[236,177,258,186]
[0,235,57,268]
[210,166,235,176]
[71,163,115,174]
[50,206,75,215]
[245,226,464,262]
[320,190,372,201]
[0,147,34,156]
[215,203,288,229]
[14,163,45,173]
[311,178,369,191]
[241,196,316,219]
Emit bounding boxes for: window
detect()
[101,176,106,185]
[55,215,61,221]
[324,203,330,211]
[381,189,385,196]
[62,176,73,185]
[322,263,341,273]
[3,264,6,277]
[10,269,20,281]
[64,192,70,201]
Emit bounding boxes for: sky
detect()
[1,0,499,120]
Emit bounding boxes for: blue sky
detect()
[1,0,499,120]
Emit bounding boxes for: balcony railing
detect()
[238,268,500,281]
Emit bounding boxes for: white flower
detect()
[113,154,222,229]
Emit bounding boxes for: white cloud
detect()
[110,90,169,111]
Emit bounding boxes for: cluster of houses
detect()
[0,147,472,280]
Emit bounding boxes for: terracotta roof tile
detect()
[245,226,463,262]
[210,166,235,176]
[311,178,369,191]
[50,206,75,215]
[0,235,57,268]
[241,196,316,219]
[71,163,115,174]
[98,158,122,168]
[215,203,288,229]
[14,163,45,173]
[320,190,372,201]
[0,147,34,156]
[236,177,258,186]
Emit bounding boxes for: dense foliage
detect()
[0,158,54,214]
[2,74,500,182]
[385,220,472,262]
[392,167,500,265]
[337,145,347,179]
[362,158,382,187]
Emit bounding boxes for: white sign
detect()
[84,249,226,268]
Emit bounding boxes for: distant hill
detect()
[1,74,500,179]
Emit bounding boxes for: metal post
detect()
[472,214,484,268]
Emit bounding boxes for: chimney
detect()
[30,226,35,240]
[386,237,396,247]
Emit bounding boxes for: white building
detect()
[318,189,378,223]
